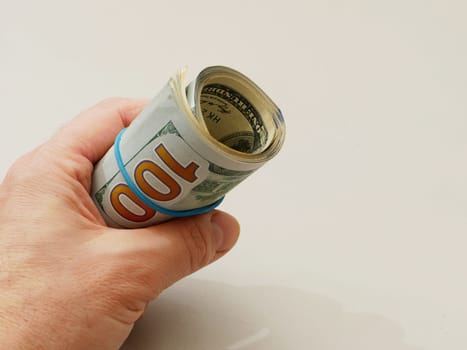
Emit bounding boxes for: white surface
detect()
[1,1,467,349]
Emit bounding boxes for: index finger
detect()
[52,98,149,164]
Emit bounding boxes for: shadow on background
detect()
[122,279,423,350]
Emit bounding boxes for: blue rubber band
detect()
[114,128,224,217]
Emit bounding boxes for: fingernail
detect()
[211,212,240,252]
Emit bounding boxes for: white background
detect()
[1,1,466,349]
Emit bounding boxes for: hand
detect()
[0,98,240,349]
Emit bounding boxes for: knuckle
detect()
[81,264,147,324]
[5,161,24,182]
[4,149,39,184]
[96,97,128,108]
[182,219,213,272]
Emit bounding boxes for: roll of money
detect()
[91,66,286,228]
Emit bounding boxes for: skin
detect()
[0,98,240,349]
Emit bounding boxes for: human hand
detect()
[0,98,240,349]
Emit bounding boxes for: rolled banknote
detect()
[91,66,286,228]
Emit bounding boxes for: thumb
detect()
[95,210,240,298]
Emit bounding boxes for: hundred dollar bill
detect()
[91,66,286,228]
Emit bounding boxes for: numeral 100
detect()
[110,144,200,222]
